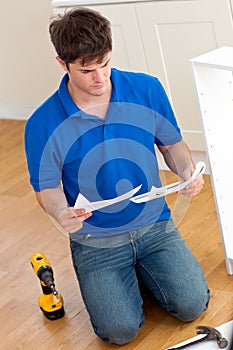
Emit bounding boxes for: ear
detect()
[56,56,68,71]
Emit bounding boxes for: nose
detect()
[92,68,105,82]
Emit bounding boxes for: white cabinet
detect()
[135,0,233,150]
[53,0,233,151]
[191,47,233,274]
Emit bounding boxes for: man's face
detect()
[57,52,112,98]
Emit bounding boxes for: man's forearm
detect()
[35,186,68,220]
[158,140,204,197]
[158,140,195,180]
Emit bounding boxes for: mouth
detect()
[92,83,105,89]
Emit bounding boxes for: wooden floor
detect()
[1,119,233,350]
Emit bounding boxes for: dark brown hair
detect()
[49,7,112,67]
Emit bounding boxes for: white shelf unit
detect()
[190,46,233,274]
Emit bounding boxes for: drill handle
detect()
[41,283,53,295]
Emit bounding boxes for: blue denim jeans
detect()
[70,220,210,345]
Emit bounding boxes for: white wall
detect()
[0,0,63,119]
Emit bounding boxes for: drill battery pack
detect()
[39,291,65,320]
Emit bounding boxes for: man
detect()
[24,8,210,345]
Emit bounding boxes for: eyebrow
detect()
[79,58,111,72]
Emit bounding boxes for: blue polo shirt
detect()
[24,68,182,237]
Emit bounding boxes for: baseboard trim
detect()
[0,102,38,120]
[157,149,210,174]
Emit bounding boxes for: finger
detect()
[68,213,93,233]
[79,212,93,221]
[179,184,203,196]
[69,211,92,223]
[72,208,86,217]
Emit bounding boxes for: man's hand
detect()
[55,207,92,233]
[158,140,204,197]
[178,174,204,197]
[35,186,92,233]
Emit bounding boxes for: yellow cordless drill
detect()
[30,252,65,320]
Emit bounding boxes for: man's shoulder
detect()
[111,68,163,98]
[26,74,70,130]
[111,68,159,85]
[31,91,59,116]
[26,91,64,131]
[111,68,164,104]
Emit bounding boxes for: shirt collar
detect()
[58,74,80,117]
[57,68,134,117]
[110,68,134,102]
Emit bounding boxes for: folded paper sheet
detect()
[74,185,142,213]
[74,161,206,212]
[130,161,206,204]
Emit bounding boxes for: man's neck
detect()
[68,81,112,120]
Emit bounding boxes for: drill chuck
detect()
[37,267,58,299]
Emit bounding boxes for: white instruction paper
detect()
[74,185,142,213]
[130,161,206,204]
[74,161,205,212]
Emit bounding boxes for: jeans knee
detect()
[94,318,144,345]
[172,288,210,322]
